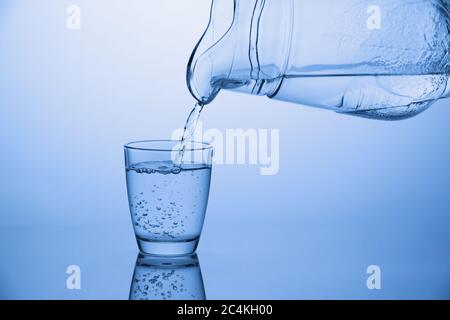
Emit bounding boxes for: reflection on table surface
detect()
[129,253,206,300]
[0,217,449,300]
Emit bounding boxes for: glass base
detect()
[136,237,200,256]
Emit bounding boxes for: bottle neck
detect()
[227,0,294,98]
[187,0,294,104]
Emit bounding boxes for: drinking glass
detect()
[125,140,213,256]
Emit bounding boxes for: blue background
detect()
[0,0,449,299]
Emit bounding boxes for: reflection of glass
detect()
[129,253,206,300]
[125,140,213,256]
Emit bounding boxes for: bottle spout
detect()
[187,0,237,105]
[187,49,221,105]
[187,0,292,104]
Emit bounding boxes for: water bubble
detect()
[171,167,182,175]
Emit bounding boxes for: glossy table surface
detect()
[1,208,449,300]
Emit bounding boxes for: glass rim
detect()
[124,140,213,152]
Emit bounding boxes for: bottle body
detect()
[187,0,450,120]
